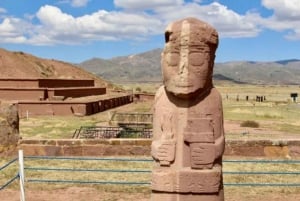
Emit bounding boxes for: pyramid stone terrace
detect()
[0,78,133,117]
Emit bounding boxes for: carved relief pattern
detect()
[151,17,224,201]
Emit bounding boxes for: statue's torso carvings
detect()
[152,87,224,193]
[151,17,225,201]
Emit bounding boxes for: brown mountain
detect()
[78,48,162,83]
[2,47,299,86]
[214,60,300,85]
[0,48,110,87]
[79,48,300,85]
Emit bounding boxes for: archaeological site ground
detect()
[0,48,299,201]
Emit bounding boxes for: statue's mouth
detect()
[175,83,193,88]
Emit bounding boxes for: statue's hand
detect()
[189,135,225,169]
[151,140,176,166]
[190,143,215,169]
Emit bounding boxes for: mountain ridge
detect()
[78,48,300,85]
[0,48,111,87]
[1,46,298,86]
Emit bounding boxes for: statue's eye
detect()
[189,52,205,66]
[167,52,179,67]
[165,31,171,43]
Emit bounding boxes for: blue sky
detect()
[0,0,299,63]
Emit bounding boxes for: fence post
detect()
[18,150,26,201]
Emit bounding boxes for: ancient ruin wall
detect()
[18,95,133,117]
[47,87,106,100]
[38,79,94,88]
[19,139,300,158]
[0,78,94,88]
[0,87,106,101]
[0,102,19,155]
[0,88,46,101]
[0,79,38,88]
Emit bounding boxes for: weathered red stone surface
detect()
[18,139,300,158]
[0,102,19,155]
[0,78,94,88]
[0,78,104,101]
[0,78,133,116]
[151,18,224,201]
[17,94,133,117]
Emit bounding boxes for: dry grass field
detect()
[1,155,300,201]
[19,83,300,140]
[220,84,300,140]
[2,83,299,201]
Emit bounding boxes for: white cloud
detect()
[114,0,183,10]
[71,0,89,7]
[57,0,89,7]
[285,29,300,40]
[30,5,163,45]
[0,18,30,43]
[154,2,261,38]
[0,2,265,45]
[0,8,7,13]
[263,0,300,20]
[261,0,300,40]
[5,0,300,45]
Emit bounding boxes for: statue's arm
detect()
[214,91,225,160]
[151,86,176,166]
[214,128,225,160]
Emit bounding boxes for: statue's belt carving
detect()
[184,131,214,143]
[151,167,221,193]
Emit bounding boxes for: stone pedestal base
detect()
[151,167,223,201]
[152,167,222,193]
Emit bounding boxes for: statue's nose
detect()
[178,55,188,75]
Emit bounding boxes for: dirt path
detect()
[224,120,299,140]
[1,187,299,201]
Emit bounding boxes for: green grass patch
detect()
[276,123,300,134]
[20,101,154,139]
[20,116,97,139]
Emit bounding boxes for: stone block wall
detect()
[47,87,106,100]
[0,78,95,88]
[18,94,133,117]
[0,79,38,88]
[0,102,19,155]
[0,88,45,101]
[38,79,94,88]
[20,139,151,156]
[19,139,300,158]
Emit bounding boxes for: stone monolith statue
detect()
[151,17,225,201]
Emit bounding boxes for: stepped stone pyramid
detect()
[0,78,133,117]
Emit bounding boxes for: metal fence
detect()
[23,157,300,187]
[73,126,152,139]
[1,153,300,196]
[0,150,25,201]
[110,112,153,126]
[0,158,19,190]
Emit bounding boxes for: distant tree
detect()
[136,87,142,92]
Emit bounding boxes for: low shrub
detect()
[240,120,259,128]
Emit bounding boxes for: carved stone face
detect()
[162,18,218,98]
